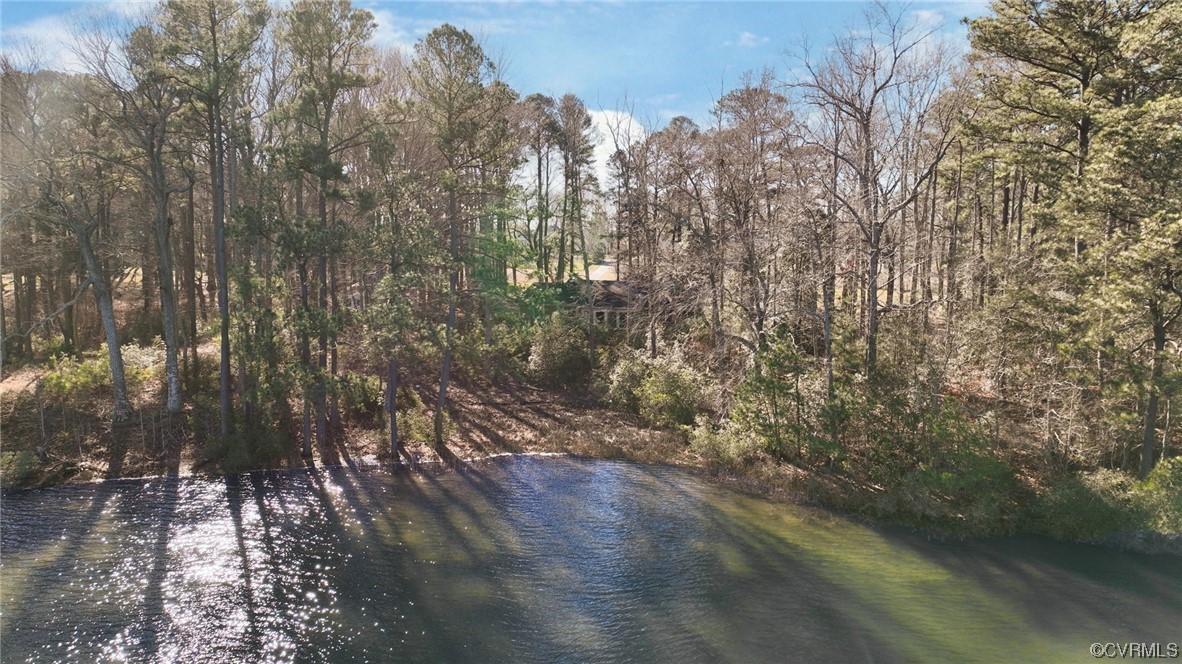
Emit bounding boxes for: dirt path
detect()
[0,364,46,398]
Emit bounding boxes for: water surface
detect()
[2,456,1178,662]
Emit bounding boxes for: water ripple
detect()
[2,457,1178,663]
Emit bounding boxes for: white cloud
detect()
[0,4,146,74]
[368,8,416,54]
[1,14,89,73]
[736,31,769,48]
[104,1,154,20]
[589,109,646,193]
[912,9,944,30]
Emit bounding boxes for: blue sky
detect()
[1,1,989,180]
[1,1,988,124]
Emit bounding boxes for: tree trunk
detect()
[1141,317,1167,479]
[866,223,881,378]
[556,172,568,283]
[435,187,459,463]
[8,273,22,360]
[59,270,76,355]
[330,255,340,431]
[316,174,329,450]
[211,106,232,440]
[79,228,131,419]
[0,275,7,367]
[387,358,401,460]
[574,186,595,369]
[156,202,182,413]
[141,236,154,321]
[299,260,312,459]
[185,183,197,378]
[151,165,183,413]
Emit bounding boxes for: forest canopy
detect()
[2,0,1179,536]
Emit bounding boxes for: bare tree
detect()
[79,19,191,414]
[794,3,958,378]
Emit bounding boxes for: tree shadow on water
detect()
[223,474,263,656]
[887,528,1182,643]
[1,476,130,661]
[135,470,181,662]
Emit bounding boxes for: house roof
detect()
[593,279,640,309]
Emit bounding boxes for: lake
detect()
[2,455,1178,662]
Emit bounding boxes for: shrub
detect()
[689,415,762,467]
[337,372,383,419]
[1030,469,1148,540]
[731,331,848,464]
[389,387,449,445]
[605,349,649,412]
[455,322,530,383]
[526,314,591,387]
[1024,460,1182,540]
[39,340,161,404]
[1136,456,1182,533]
[40,355,113,402]
[912,449,1019,531]
[636,355,707,427]
[604,347,709,427]
[208,427,289,475]
[1,451,41,488]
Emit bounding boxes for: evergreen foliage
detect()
[1,0,1179,537]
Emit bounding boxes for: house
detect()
[581,260,637,329]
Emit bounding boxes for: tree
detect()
[712,75,794,352]
[161,0,268,440]
[4,65,134,418]
[277,0,375,454]
[519,93,558,280]
[555,93,597,365]
[1079,98,1182,478]
[81,20,190,414]
[409,24,515,460]
[797,4,958,378]
[970,0,1182,476]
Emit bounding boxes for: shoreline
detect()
[3,379,1179,556]
[5,446,1179,557]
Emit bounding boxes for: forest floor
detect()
[0,355,695,488]
[3,352,1178,555]
[1,353,828,520]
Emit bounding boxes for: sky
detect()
[0,1,990,183]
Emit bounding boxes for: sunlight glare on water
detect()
[2,457,1179,663]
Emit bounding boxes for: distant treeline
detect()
[1,0,1179,504]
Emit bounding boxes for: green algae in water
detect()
[1,458,1178,663]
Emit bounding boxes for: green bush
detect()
[41,355,113,402]
[1135,456,1182,533]
[40,340,161,404]
[208,427,290,475]
[1017,460,1182,540]
[911,449,1019,531]
[1030,469,1148,540]
[337,372,383,419]
[605,349,649,412]
[455,322,530,382]
[526,314,591,387]
[636,355,707,427]
[604,347,709,427]
[1,451,41,488]
[689,416,762,467]
[388,388,449,445]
